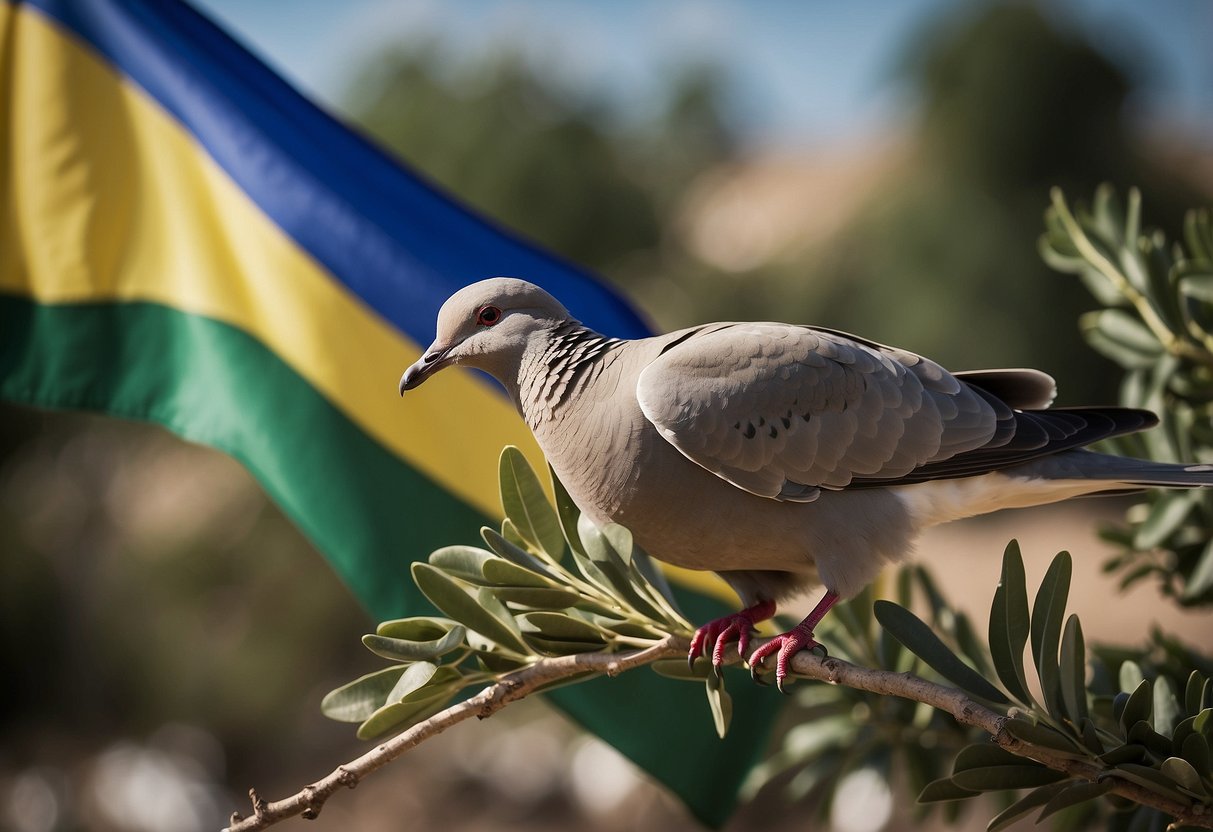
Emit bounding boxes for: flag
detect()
[0,0,780,825]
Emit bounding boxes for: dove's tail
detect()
[898,450,1213,529]
[1029,449,1213,490]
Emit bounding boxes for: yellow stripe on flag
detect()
[0,3,541,520]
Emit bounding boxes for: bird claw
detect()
[746,627,828,693]
[688,605,770,675]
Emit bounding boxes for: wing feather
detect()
[635,323,1000,500]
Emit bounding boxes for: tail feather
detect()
[1024,449,1213,489]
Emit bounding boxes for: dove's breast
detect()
[516,330,916,598]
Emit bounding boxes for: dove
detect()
[399,277,1213,689]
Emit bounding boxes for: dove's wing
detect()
[634,323,1003,502]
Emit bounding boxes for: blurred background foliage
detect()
[3,2,1211,831]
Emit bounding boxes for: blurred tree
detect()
[344,46,662,277]
[796,4,1204,403]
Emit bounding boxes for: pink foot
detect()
[747,590,840,693]
[688,599,776,674]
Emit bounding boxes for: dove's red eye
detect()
[476,305,502,326]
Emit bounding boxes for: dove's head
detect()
[399,277,573,394]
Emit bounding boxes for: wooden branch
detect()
[225,637,1213,831]
[224,638,677,832]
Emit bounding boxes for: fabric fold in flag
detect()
[0,0,778,824]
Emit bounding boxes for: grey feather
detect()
[400,277,1213,609]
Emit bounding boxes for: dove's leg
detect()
[688,599,777,672]
[748,589,840,693]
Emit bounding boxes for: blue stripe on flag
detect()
[22,0,653,346]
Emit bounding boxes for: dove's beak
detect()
[399,345,454,395]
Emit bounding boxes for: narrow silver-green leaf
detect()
[518,611,608,643]
[1080,310,1164,368]
[480,526,555,577]
[548,465,588,558]
[356,673,462,740]
[1121,679,1153,734]
[1160,757,1204,793]
[953,743,1027,772]
[490,586,581,609]
[1106,764,1195,803]
[989,541,1033,704]
[1031,551,1072,721]
[705,672,732,739]
[985,781,1072,832]
[1059,614,1089,726]
[652,658,711,681]
[412,563,530,654]
[385,661,440,702]
[1180,733,1211,778]
[950,766,1066,792]
[1001,719,1090,759]
[375,617,459,641]
[1185,671,1206,718]
[916,778,979,803]
[321,666,407,723]
[1183,538,1213,601]
[1036,780,1115,822]
[499,446,566,560]
[1154,676,1181,736]
[482,557,559,588]
[428,545,496,582]
[1133,494,1194,551]
[362,625,467,662]
[874,601,1008,703]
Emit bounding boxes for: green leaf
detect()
[916,778,979,803]
[1154,676,1181,736]
[953,743,1027,771]
[1178,268,1213,303]
[429,545,495,582]
[705,672,732,738]
[950,765,1066,792]
[361,625,467,662]
[1080,309,1164,368]
[1133,494,1195,551]
[518,611,608,643]
[1036,780,1115,822]
[1059,615,1089,726]
[549,466,589,558]
[356,669,463,740]
[375,617,459,641]
[988,541,1033,704]
[985,781,1072,832]
[499,446,566,560]
[1183,538,1213,601]
[1180,733,1211,777]
[1002,719,1090,759]
[575,516,667,620]
[480,526,555,578]
[1120,680,1153,734]
[1031,552,1072,721]
[489,586,581,609]
[385,660,441,702]
[874,601,1008,703]
[321,666,407,722]
[652,658,711,681]
[1106,763,1195,804]
[1121,661,1146,694]
[412,563,530,655]
[1160,757,1204,794]
[1185,671,1206,717]
[482,557,560,588]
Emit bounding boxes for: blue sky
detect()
[193,0,1211,149]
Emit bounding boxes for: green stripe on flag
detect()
[0,293,483,619]
[0,293,779,827]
